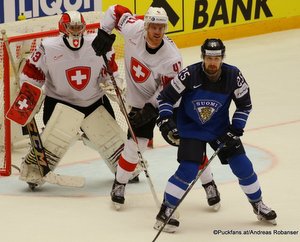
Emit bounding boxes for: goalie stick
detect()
[152,143,225,242]
[103,54,160,207]
[2,29,85,188]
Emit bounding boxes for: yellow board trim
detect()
[170,16,300,48]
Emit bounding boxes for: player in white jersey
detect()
[92,5,221,210]
[15,11,127,188]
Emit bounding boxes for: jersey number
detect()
[31,51,42,63]
[172,61,182,73]
[178,67,190,81]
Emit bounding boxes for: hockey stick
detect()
[103,55,160,207]
[152,143,225,242]
[2,29,85,187]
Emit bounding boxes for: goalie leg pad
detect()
[41,103,85,170]
[19,103,84,184]
[81,106,126,174]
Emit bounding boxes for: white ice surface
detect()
[1,29,300,242]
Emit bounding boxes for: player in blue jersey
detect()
[154,38,277,233]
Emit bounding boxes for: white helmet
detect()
[144,7,168,31]
[58,11,86,49]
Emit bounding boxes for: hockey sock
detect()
[229,154,262,201]
[164,160,199,207]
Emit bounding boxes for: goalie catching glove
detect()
[100,77,126,103]
[156,116,180,146]
[128,103,158,129]
[92,28,116,56]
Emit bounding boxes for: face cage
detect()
[63,22,86,37]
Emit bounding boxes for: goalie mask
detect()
[59,11,86,49]
[144,7,168,32]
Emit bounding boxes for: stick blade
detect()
[43,171,85,188]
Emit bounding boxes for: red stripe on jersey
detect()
[22,60,45,83]
[199,155,209,170]
[101,53,118,77]
[135,15,144,20]
[118,155,137,172]
[108,53,118,73]
[161,75,174,87]
[114,5,132,29]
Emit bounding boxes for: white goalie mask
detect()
[58,11,86,49]
[144,7,168,32]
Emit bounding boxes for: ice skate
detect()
[154,204,180,233]
[202,180,221,211]
[111,179,126,210]
[128,174,140,183]
[19,153,45,188]
[27,182,39,191]
[251,200,277,225]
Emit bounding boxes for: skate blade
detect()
[153,221,178,233]
[211,202,221,211]
[173,210,180,219]
[27,182,38,191]
[257,215,277,225]
[112,202,123,211]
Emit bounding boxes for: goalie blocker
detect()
[6,81,44,126]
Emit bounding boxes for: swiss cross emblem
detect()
[130,57,151,83]
[66,66,91,91]
[16,95,30,111]
[6,82,41,126]
[7,94,33,125]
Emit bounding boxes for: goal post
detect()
[1,41,11,175]
[0,19,127,176]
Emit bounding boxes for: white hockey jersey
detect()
[101,5,182,108]
[20,34,118,107]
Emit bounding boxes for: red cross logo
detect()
[66,66,91,91]
[130,57,151,83]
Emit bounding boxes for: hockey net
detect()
[0,13,127,176]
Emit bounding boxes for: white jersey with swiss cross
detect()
[101,5,182,108]
[20,34,117,107]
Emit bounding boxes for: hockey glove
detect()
[92,29,116,56]
[156,116,180,146]
[100,77,126,102]
[128,103,158,129]
[216,125,244,148]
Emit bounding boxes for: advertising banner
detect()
[0,0,102,23]
[103,0,300,46]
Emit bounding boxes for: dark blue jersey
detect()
[157,62,252,141]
